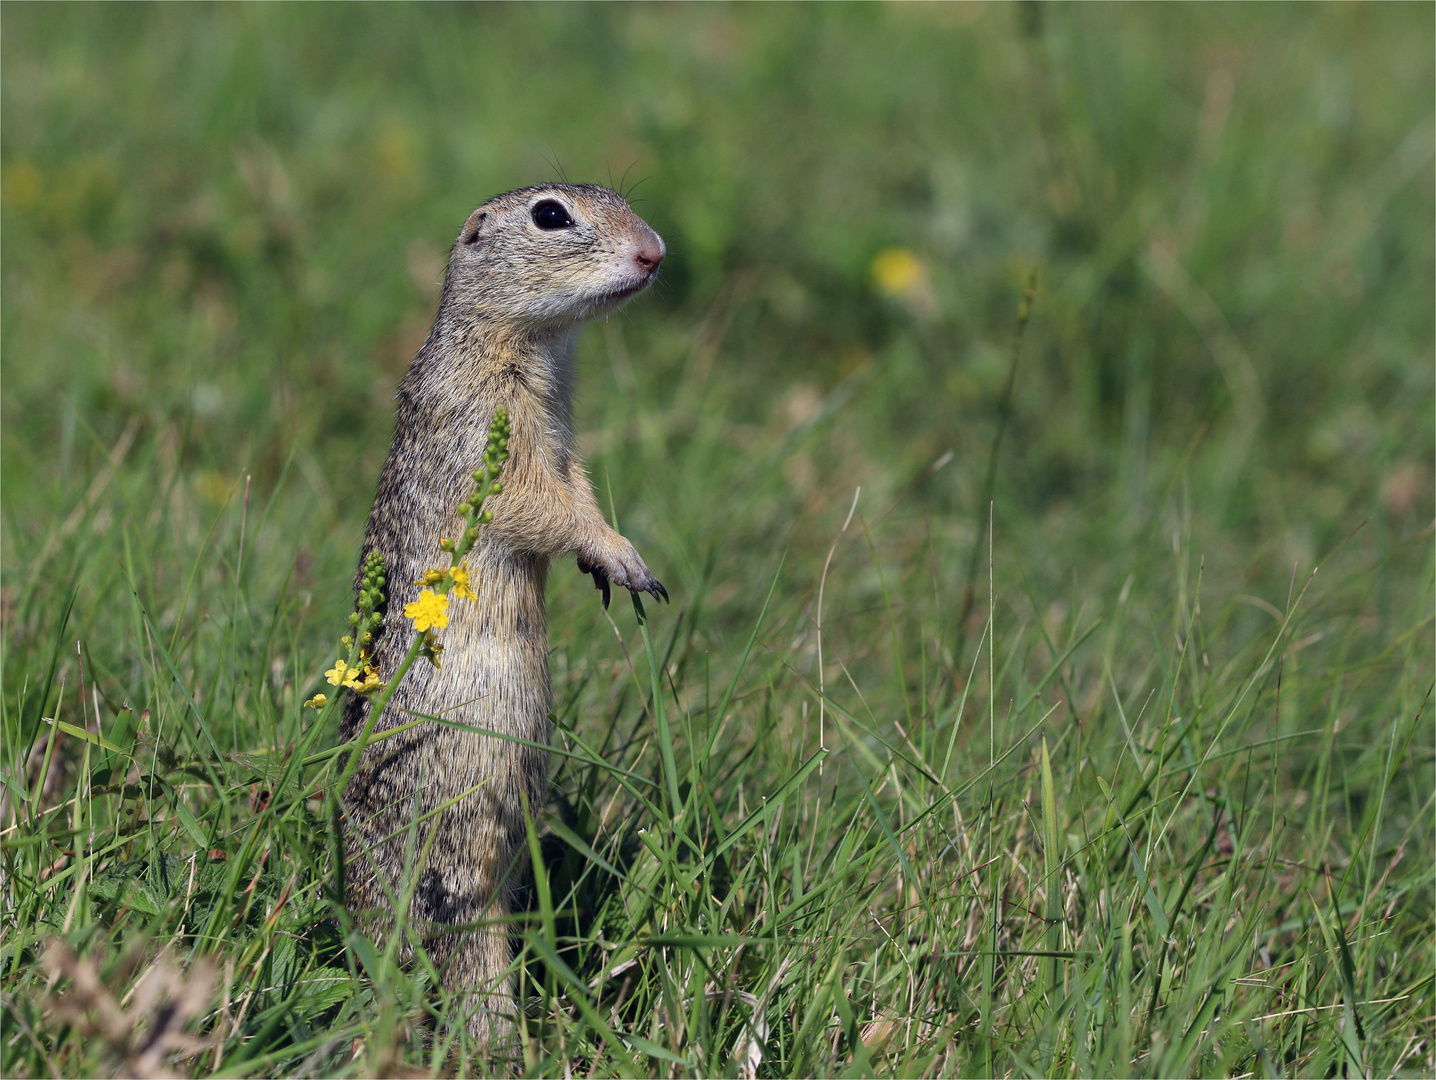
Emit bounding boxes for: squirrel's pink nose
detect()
[634,235,665,272]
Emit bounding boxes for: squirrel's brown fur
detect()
[340,184,666,1044]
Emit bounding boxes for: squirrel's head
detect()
[443,183,665,331]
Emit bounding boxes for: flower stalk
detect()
[329,408,511,796]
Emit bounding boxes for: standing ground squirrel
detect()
[341,184,667,1043]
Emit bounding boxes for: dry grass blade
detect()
[42,941,217,1080]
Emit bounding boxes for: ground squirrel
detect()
[340,184,667,1043]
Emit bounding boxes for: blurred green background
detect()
[3,0,1432,763]
[4,4,1432,611]
[2,6,1432,1075]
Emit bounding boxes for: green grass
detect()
[2,4,1432,1077]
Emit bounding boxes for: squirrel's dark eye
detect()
[531,200,574,230]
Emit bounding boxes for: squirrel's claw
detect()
[578,551,667,608]
[577,557,613,609]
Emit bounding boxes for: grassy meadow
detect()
[2,4,1433,1076]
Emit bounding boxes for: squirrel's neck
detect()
[404,307,578,435]
[373,310,581,567]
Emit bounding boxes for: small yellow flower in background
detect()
[414,569,444,587]
[450,564,478,601]
[373,117,419,186]
[326,660,354,686]
[304,693,328,709]
[871,247,927,298]
[404,588,449,632]
[1,159,43,208]
[871,246,937,317]
[195,469,233,509]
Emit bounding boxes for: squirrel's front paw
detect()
[576,539,668,609]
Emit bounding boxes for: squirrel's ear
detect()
[459,210,489,246]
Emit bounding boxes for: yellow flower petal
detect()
[403,588,449,632]
[304,694,328,709]
[451,565,479,601]
[341,664,385,694]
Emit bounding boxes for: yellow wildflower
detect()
[304,693,328,709]
[343,665,385,693]
[450,564,478,601]
[414,568,444,587]
[404,588,449,632]
[870,247,926,298]
[325,660,353,686]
